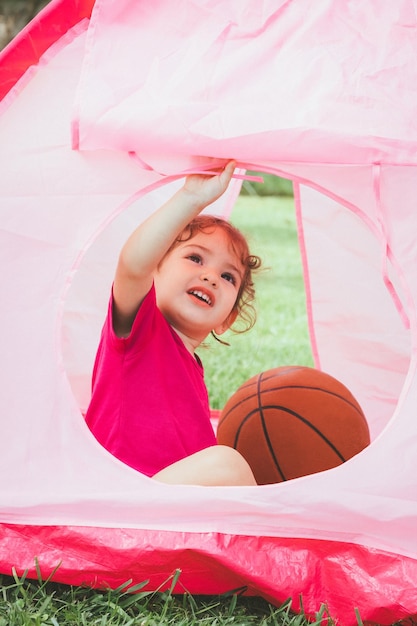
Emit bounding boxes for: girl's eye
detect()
[187,254,202,264]
[222,272,236,285]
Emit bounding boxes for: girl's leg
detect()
[152,445,257,486]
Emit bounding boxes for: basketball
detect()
[217,366,370,485]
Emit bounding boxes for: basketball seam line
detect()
[219,384,365,427]
[231,403,347,467]
[230,400,348,475]
[257,372,287,482]
[264,404,347,462]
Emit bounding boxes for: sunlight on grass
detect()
[201,194,314,410]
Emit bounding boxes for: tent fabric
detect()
[1,0,417,623]
[72,0,417,164]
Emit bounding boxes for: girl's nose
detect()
[202,272,218,287]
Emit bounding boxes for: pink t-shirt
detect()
[85,284,216,476]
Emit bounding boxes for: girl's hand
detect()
[182,160,236,207]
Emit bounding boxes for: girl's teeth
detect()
[191,290,211,305]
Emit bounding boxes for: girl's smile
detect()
[188,286,215,307]
[154,228,243,351]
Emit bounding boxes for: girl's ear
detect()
[214,309,238,335]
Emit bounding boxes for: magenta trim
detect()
[1,521,416,624]
[191,170,264,183]
[372,164,411,329]
[294,182,320,369]
[0,0,94,102]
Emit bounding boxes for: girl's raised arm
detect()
[112,160,236,336]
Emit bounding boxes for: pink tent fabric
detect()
[1,0,417,623]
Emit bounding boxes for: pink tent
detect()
[1,0,417,623]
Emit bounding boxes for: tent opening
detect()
[61,167,410,445]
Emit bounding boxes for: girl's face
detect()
[154,227,243,351]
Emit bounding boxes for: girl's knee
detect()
[153,444,257,486]
[213,445,257,486]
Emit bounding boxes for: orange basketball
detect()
[217,366,370,485]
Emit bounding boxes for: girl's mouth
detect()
[188,289,212,306]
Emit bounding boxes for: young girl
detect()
[86,161,262,486]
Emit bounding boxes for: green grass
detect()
[0,195,324,625]
[201,194,313,409]
[0,567,335,626]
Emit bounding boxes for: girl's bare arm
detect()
[113,161,235,336]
